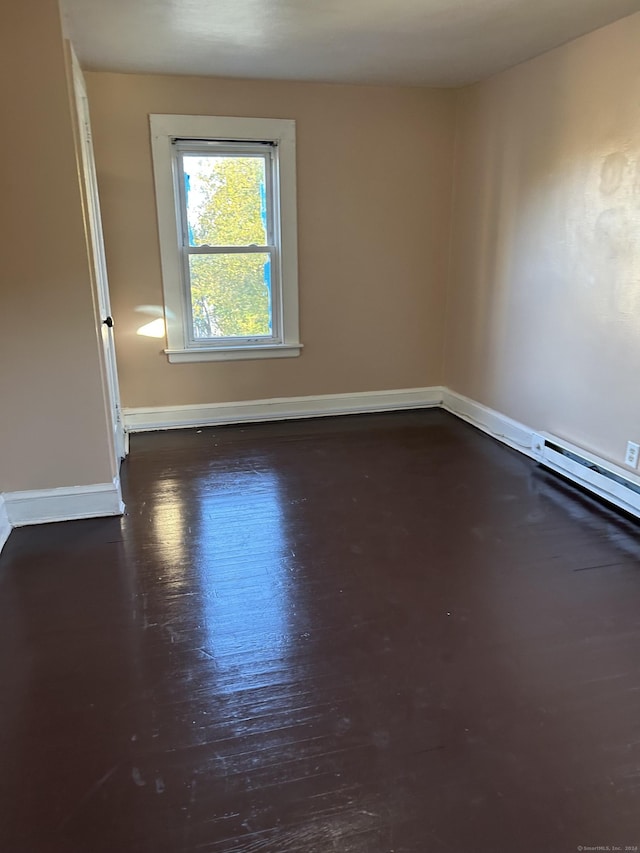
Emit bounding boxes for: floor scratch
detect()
[56,765,118,831]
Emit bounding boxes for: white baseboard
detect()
[442,389,640,519]
[441,389,536,460]
[0,496,11,554]
[4,385,634,531]
[5,477,125,527]
[123,386,445,432]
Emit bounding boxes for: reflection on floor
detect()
[1,410,639,852]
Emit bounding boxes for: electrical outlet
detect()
[625,441,640,469]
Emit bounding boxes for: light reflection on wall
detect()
[136,317,166,338]
[194,470,294,692]
[134,304,172,338]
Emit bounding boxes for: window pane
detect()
[189,253,272,339]
[182,155,268,247]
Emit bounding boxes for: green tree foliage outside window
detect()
[185,155,272,339]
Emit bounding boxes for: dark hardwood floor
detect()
[1,410,640,852]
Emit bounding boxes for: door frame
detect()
[68,45,127,463]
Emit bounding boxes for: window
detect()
[149,115,301,362]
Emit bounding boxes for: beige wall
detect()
[86,73,456,408]
[446,12,640,466]
[0,0,115,491]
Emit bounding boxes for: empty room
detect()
[1,0,640,850]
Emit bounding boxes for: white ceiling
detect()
[61,0,640,87]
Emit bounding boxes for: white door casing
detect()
[70,48,127,461]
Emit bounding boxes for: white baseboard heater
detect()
[531,433,640,519]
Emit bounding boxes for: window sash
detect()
[182,247,280,348]
[173,142,282,348]
[185,245,274,255]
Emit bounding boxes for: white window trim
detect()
[149,114,301,363]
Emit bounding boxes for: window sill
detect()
[165,343,303,363]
